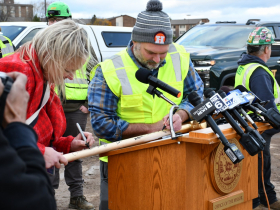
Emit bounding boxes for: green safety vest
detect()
[235,63,280,112]
[0,35,14,58]
[94,43,190,162]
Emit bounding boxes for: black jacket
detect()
[238,54,280,136]
[0,122,56,210]
[238,54,276,111]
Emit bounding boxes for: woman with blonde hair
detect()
[0,20,95,169]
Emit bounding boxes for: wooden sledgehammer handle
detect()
[63,122,206,162]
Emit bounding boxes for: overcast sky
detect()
[19,0,280,23]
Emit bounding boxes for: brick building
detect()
[108,15,136,27]
[0,0,33,21]
[171,18,209,38]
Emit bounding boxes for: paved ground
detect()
[55,117,280,209]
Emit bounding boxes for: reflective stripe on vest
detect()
[241,63,260,87]
[98,43,190,162]
[64,69,88,100]
[0,36,14,57]
[106,43,184,96]
[111,54,133,95]
[169,43,182,82]
[235,63,280,110]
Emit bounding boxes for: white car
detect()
[0,22,47,50]
[0,22,133,62]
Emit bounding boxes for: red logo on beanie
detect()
[154,32,166,44]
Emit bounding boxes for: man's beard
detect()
[133,44,164,70]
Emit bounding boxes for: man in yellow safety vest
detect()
[235,27,280,210]
[88,0,204,209]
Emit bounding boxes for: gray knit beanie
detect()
[132,0,173,45]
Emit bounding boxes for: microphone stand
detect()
[147,85,181,139]
[147,84,177,106]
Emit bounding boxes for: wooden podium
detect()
[102,123,271,210]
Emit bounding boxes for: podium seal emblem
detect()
[210,138,243,195]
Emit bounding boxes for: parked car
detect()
[0,22,133,62]
[175,19,280,90]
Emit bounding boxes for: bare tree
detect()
[32,0,54,19]
[0,1,12,22]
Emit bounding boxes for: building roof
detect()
[107,15,136,20]
[171,18,209,25]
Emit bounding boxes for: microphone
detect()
[221,88,258,129]
[205,89,244,137]
[204,89,228,114]
[135,68,181,98]
[235,85,270,107]
[189,91,244,164]
[218,90,266,155]
[209,89,265,156]
[235,85,280,129]
[230,89,259,129]
[235,85,262,104]
[220,86,231,95]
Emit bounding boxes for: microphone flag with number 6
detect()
[204,89,228,114]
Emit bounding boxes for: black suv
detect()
[175,19,280,90]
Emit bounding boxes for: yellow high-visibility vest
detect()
[94,43,190,162]
[235,63,280,112]
[0,35,14,58]
[55,63,89,101]
[64,64,88,101]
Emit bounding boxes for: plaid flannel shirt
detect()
[88,41,204,141]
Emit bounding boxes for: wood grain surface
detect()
[107,123,269,210]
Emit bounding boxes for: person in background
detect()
[46,2,96,209]
[0,26,14,58]
[88,0,204,209]
[0,72,56,210]
[235,27,280,210]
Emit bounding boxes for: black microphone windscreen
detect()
[220,86,231,94]
[217,89,227,98]
[235,85,248,92]
[188,91,202,106]
[135,68,152,84]
[204,89,215,98]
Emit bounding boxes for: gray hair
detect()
[247,44,271,56]
[18,20,93,97]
